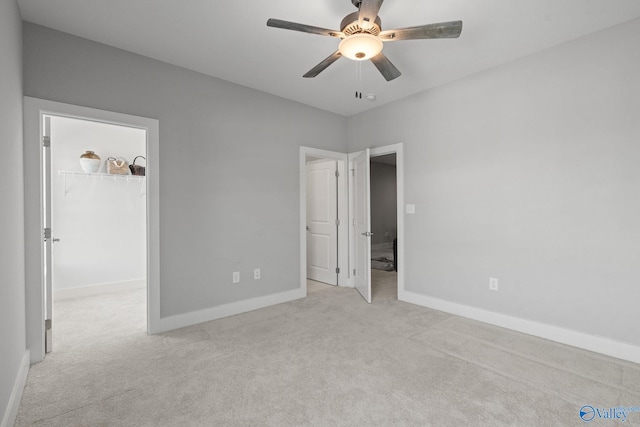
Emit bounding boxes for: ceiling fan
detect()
[267,0,463,81]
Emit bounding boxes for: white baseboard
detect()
[54,279,146,300]
[157,287,306,333]
[1,350,30,427]
[400,289,640,364]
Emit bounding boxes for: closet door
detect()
[306,160,338,285]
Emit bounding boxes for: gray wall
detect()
[23,23,347,318]
[370,162,397,245]
[348,19,640,346]
[0,0,26,422]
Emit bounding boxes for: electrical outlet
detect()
[489,277,498,291]
[254,268,261,280]
[233,272,240,283]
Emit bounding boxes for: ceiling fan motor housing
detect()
[339,11,383,60]
[340,11,382,36]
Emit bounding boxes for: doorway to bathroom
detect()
[370,152,398,302]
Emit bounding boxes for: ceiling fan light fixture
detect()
[339,33,383,61]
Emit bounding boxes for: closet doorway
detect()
[46,116,147,353]
[300,147,349,293]
[23,97,160,363]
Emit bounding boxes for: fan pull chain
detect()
[354,61,363,100]
[354,61,359,99]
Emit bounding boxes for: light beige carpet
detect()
[15,271,640,426]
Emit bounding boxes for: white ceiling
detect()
[17,0,640,117]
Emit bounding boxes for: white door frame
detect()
[349,143,405,300]
[23,97,161,363]
[300,147,350,292]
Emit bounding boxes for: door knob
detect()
[52,238,61,243]
[361,232,373,237]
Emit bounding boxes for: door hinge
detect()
[335,170,339,178]
[45,319,52,353]
[351,169,355,176]
[335,267,340,274]
[44,227,51,239]
[353,269,356,276]
[335,218,340,226]
[42,136,51,147]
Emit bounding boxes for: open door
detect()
[306,160,338,285]
[353,149,372,303]
[42,115,53,353]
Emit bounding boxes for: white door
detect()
[306,160,338,285]
[43,115,53,352]
[354,149,372,303]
